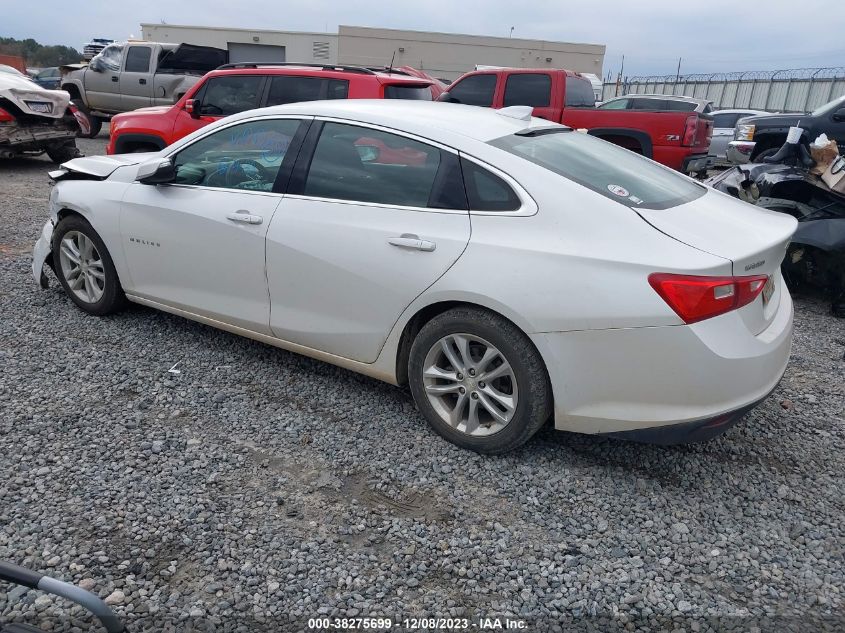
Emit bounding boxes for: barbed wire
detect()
[622,67,845,83]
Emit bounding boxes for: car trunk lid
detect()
[636,189,797,334]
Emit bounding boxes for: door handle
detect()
[139,78,147,85]
[226,210,263,225]
[111,76,118,82]
[388,233,436,252]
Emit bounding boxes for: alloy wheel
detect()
[58,230,106,304]
[422,333,519,436]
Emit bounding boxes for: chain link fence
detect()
[602,67,845,113]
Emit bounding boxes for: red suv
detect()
[107,63,436,154]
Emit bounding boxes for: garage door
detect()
[227,43,286,64]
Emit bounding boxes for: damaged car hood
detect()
[50,153,158,180]
[0,73,70,119]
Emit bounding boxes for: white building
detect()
[140,23,605,82]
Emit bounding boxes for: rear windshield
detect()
[490,130,705,210]
[384,84,433,100]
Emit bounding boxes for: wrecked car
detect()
[708,163,845,316]
[0,72,86,163]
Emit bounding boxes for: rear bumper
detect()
[533,287,793,440]
[727,141,755,164]
[0,122,76,150]
[680,153,710,174]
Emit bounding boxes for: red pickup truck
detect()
[439,68,713,173]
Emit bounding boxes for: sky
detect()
[4,0,845,78]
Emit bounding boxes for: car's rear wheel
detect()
[52,216,126,315]
[408,307,552,454]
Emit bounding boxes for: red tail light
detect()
[681,115,698,147]
[0,107,14,123]
[649,273,769,324]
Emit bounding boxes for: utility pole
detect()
[616,54,624,96]
[675,57,682,82]
[509,27,514,38]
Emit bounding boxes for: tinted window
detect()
[597,98,628,110]
[266,76,349,106]
[665,99,698,112]
[125,47,151,73]
[630,98,668,110]
[461,158,520,211]
[173,119,300,191]
[447,74,497,107]
[503,74,551,107]
[565,76,596,107]
[490,130,704,210]
[712,112,741,129]
[199,76,264,116]
[304,122,442,208]
[384,84,433,100]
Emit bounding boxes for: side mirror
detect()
[137,158,176,185]
[832,107,845,122]
[185,99,200,119]
[436,92,460,103]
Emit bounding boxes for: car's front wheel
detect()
[52,215,126,315]
[408,307,552,454]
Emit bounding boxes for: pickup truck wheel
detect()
[71,100,102,138]
[46,141,82,164]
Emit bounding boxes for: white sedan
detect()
[32,100,796,453]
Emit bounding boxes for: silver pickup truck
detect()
[60,41,227,137]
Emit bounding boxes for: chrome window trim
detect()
[282,193,468,215]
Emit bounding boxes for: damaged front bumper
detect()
[32,219,54,288]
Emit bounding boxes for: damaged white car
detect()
[0,72,87,162]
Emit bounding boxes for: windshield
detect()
[490,130,705,210]
[811,93,845,117]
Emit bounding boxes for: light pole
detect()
[509,27,514,38]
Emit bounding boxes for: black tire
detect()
[408,307,552,454]
[71,100,102,138]
[46,140,82,164]
[52,215,127,316]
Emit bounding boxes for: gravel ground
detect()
[1,135,844,632]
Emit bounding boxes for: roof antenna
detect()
[388,50,396,74]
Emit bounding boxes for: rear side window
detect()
[125,46,151,73]
[630,98,668,110]
[303,122,445,208]
[199,76,264,116]
[665,100,699,112]
[384,84,433,100]
[460,158,520,211]
[266,76,349,106]
[565,76,596,107]
[490,130,704,210]
[446,74,497,107]
[503,74,551,107]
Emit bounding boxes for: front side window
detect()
[446,74,497,107]
[125,46,152,73]
[198,76,264,117]
[503,74,551,108]
[266,76,349,106]
[95,44,123,72]
[565,76,596,107]
[303,122,444,208]
[490,130,704,210]
[383,84,433,100]
[172,119,301,191]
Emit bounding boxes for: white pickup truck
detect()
[60,41,227,137]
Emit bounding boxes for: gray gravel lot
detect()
[1,135,844,632]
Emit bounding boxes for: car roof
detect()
[204,63,433,84]
[222,99,554,144]
[712,108,768,114]
[619,93,710,105]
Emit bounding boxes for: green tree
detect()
[0,36,83,67]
